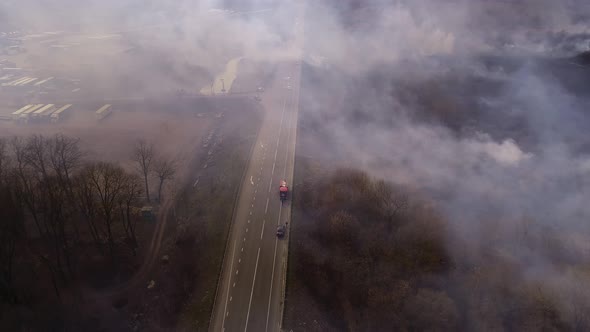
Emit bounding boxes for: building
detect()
[11,104,34,119]
[50,104,72,123]
[95,104,112,120]
[32,104,55,119]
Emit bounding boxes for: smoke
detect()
[304,0,590,75]
[3,0,590,326]
[296,0,590,326]
[299,0,590,221]
[0,0,289,96]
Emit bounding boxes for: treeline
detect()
[290,168,588,331]
[0,134,144,307]
[292,169,452,331]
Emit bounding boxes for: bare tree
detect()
[0,166,24,304]
[5,137,64,297]
[24,135,77,279]
[9,136,74,282]
[10,136,44,237]
[87,162,127,259]
[48,134,84,242]
[153,157,177,203]
[133,140,155,203]
[0,138,9,186]
[48,134,83,193]
[74,169,103,251]
[43,176,71,279]
[119,173,142,255]
[24,135,51,181]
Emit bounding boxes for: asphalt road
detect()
[210,5,304,331]
[210,65,301,332]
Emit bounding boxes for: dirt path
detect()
[83,195,174,304]
[117,196,175,293]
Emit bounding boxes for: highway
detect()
[209,3,305,331]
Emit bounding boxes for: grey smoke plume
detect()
[298,0,590,325]
[3,0,590,326]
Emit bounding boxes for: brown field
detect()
[0,100,214,171]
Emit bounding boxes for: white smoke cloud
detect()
[465,135,532,166]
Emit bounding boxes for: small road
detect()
[84,195,174,305]
[210,2,305,331]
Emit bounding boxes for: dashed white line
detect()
[264,80,297,330]
[224,69,295,332]
[265,241,278,331]
[265,205,283,332]
[221,234,238,331]
[277,205,283,225]
[244,247,261,332]
[246,228,249,233]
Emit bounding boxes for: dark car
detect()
[276,225,286,238]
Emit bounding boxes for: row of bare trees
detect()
[132,139,177,204]
[291,169,453,330]
[0,134,146,303]
[290,168,588,331]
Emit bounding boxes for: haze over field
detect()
[0,0,292,96]
[302,0,590,236]
[292,0,590,329]
[120,0,291,73]
[4,0,590,289]
[2,0,590,330]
